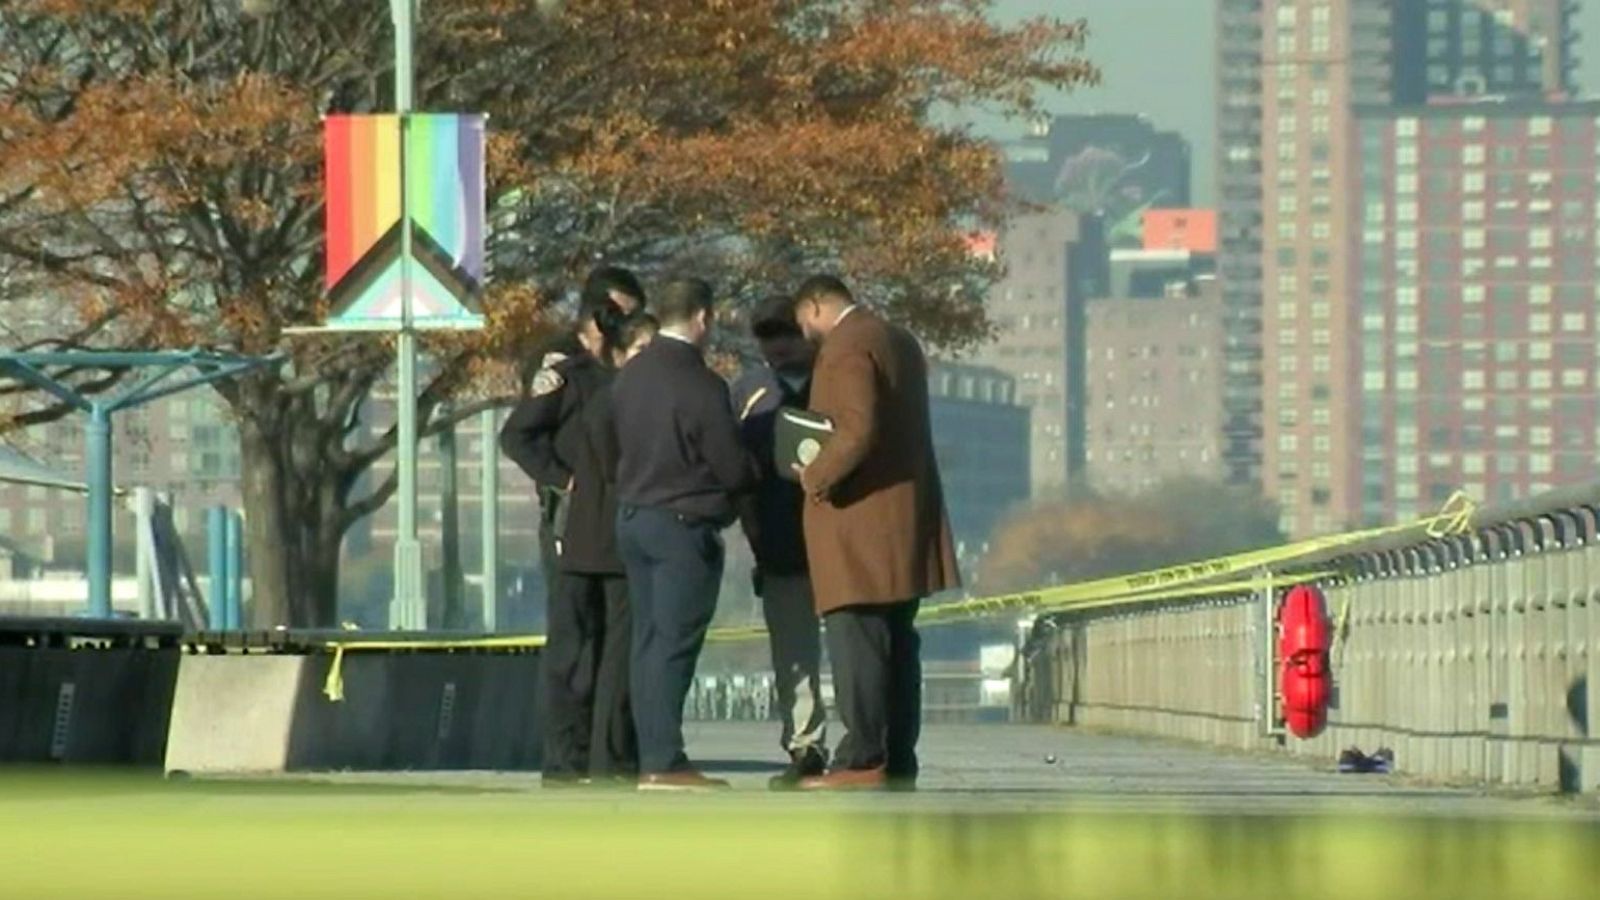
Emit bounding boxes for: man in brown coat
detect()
[787,275,961,790]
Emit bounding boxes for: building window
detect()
[1564,369,1589,388]
[1463,145,1486,165]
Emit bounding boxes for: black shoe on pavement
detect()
[769,746,829,791]
[1337,747,1365,773]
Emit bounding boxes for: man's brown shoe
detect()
[637,770,732,793]
[798,766,888,791]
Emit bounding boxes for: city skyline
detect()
[985,0,1600,203]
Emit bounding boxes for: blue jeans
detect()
[616,505,725,774]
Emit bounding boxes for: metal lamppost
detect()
[388,0,425,630]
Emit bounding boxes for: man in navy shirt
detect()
[612,278,757,791]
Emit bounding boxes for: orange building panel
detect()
[1142,209,1217,254]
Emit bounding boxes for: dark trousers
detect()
[542,572,638,778]
[824,599,922,779]
[616,505,725,774]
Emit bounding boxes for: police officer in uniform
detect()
[511,267,646,614]
[501,267,645,787]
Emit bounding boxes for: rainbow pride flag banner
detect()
[323,113,486,330]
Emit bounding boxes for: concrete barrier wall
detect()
[0,619,181,765]
[164,648,542,775]
[1023,498,1600,794]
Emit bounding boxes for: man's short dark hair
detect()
[582,265,647,311]
[619,312,659,350]
[751,294,801,340]
[794,274,853,307]
[655,278,716,327]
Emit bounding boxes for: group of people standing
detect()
[501,267,959,792]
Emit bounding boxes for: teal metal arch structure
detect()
[0,349,281,618]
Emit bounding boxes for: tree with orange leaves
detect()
[980,479,1284,594]
[0,0,1097,627]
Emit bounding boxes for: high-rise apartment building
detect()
[1218,0,1577,535]
[970,209,1108,496]
[0,394,242,564]
[1217,0,1268,489]
[1084,251,1225,496]
[1353,99,1600,521]
[1392,1,1578,103]
[927,362,1030,553]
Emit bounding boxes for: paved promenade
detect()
[299,721,1600,819]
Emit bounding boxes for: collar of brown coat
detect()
[823,304,875,348]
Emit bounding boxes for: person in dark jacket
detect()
[612,278,758,791]
[730,295,829,789]
[561,312,658,784]
[501,284,642,787]
[512,266,647,620]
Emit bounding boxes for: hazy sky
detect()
[984,0,1600,204]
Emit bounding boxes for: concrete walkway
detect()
[294,721,1600,819]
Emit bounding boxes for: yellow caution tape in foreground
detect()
[320,493,1475,702]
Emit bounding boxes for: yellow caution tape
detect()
[322,635,546,702]
[320,496,1475,702]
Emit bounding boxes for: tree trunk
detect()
[238,402,344,629]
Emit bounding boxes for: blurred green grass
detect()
[2,769,1597,899]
